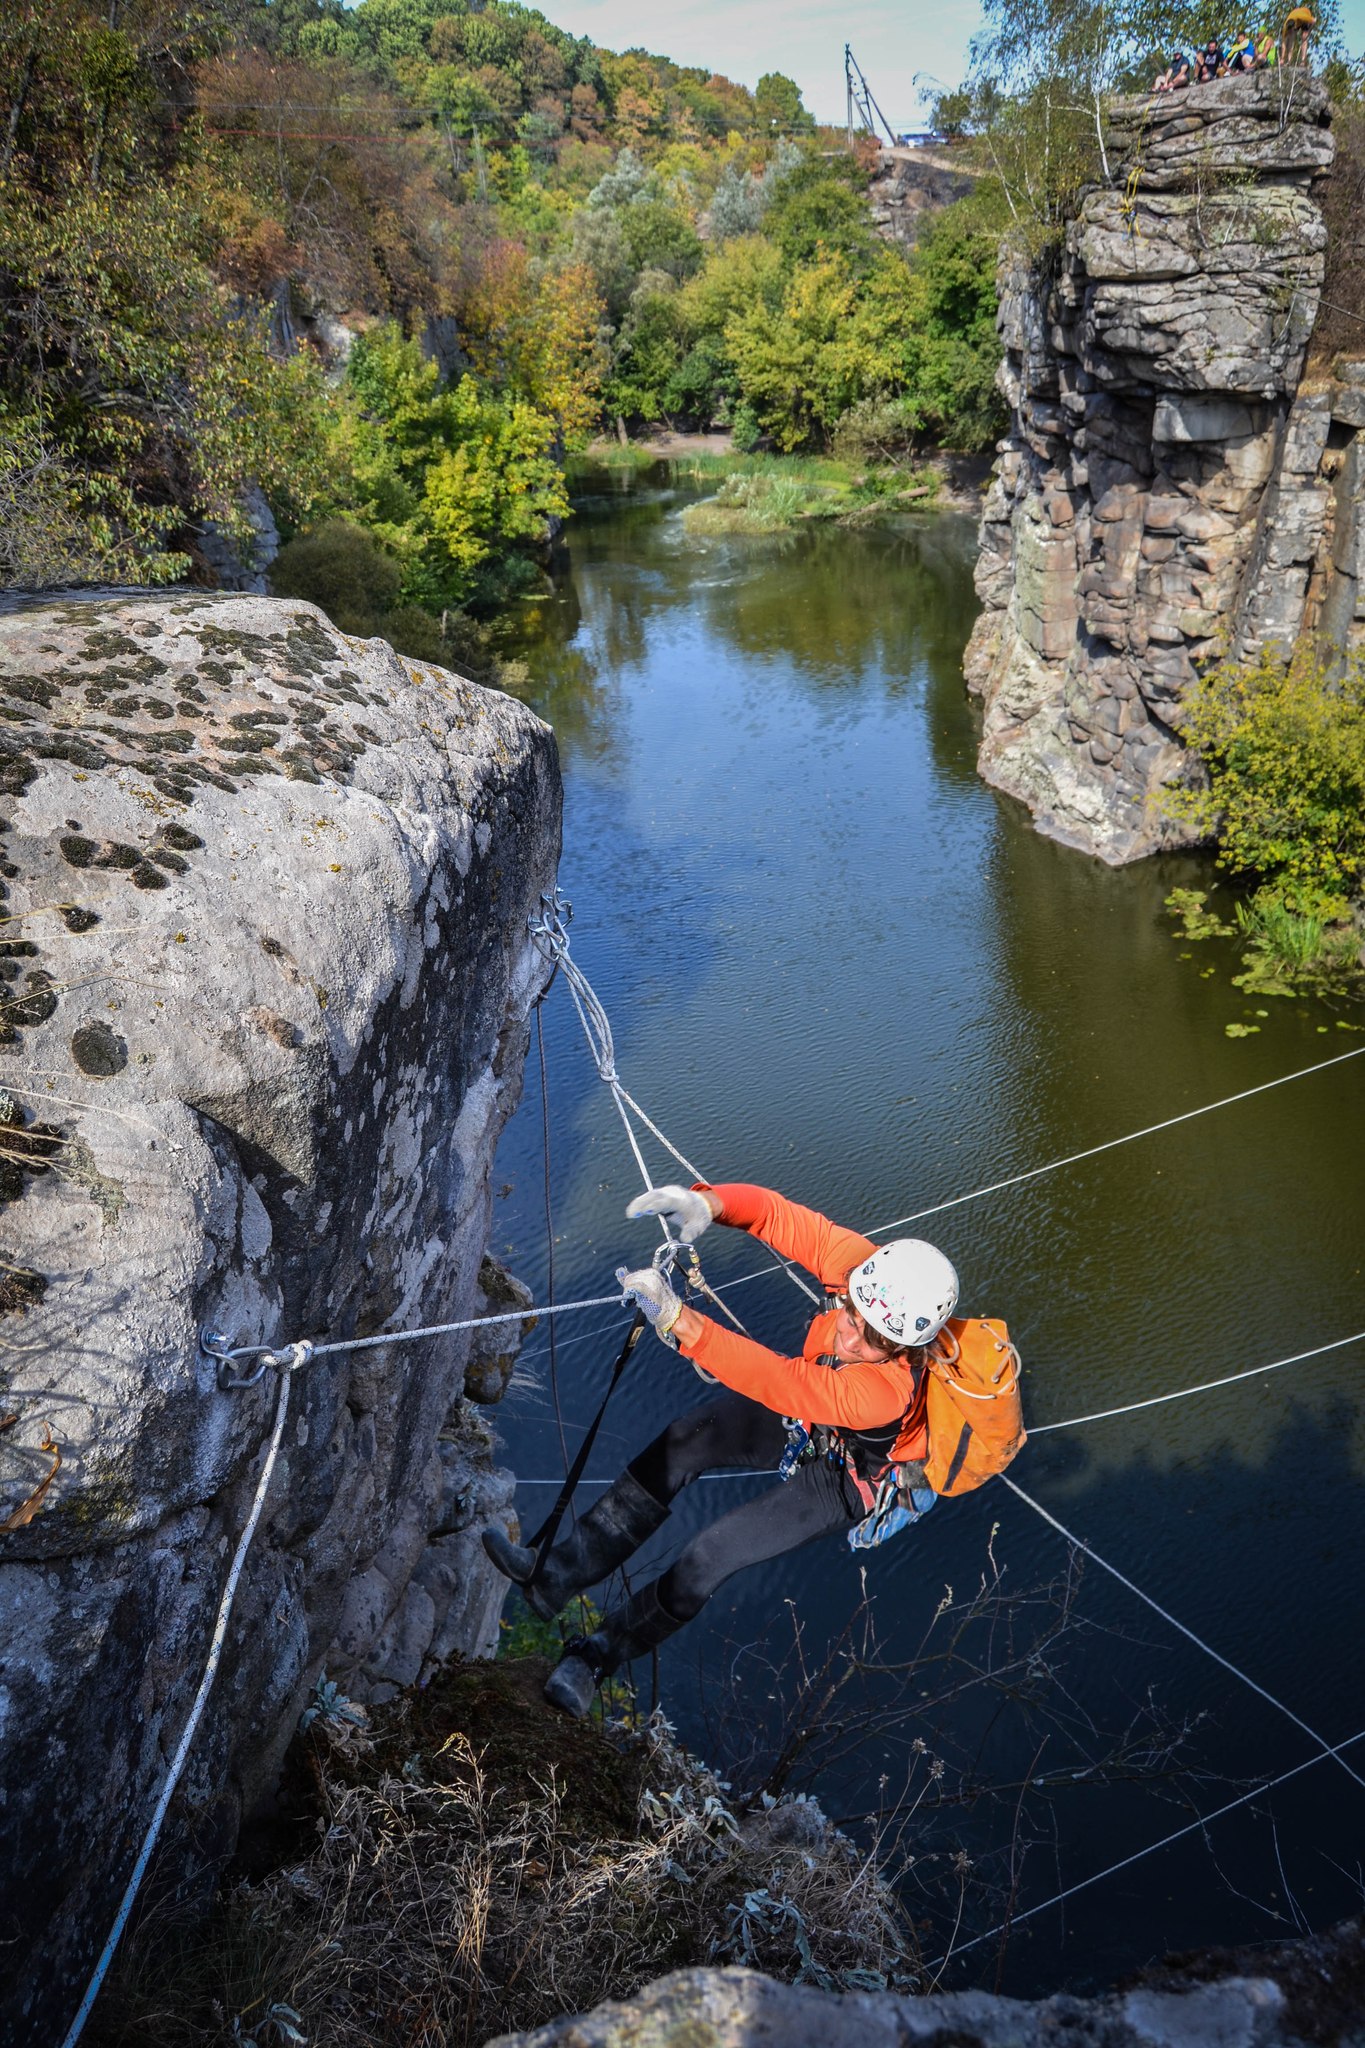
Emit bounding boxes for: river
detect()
[489,464,1365,1995]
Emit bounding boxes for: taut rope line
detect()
[929,1725,1365,1975]
[1002,1477,1365,1796]
[510,1321,1365,1478]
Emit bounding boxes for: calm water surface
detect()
[489,468,1365,1994]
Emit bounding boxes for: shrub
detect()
[1172,643,1365,917]
[269,519,402,633]
[268,521,519,677]
[832,395,920,463]
[730,400,763,453]
[0,411,103,588]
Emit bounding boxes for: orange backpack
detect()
[921,1317,1026,1496]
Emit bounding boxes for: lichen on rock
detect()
[0,590,561,2040]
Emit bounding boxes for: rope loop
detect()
[210,1337,314,1391]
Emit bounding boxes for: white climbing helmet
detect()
[847,1239,959,1348]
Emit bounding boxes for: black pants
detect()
[626,1392,862,1622]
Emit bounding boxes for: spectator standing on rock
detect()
[484,1181,1023,1717]
[1281,6,1315,62]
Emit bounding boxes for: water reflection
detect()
[501,485,988,758]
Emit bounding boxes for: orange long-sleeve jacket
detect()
[679,1183,929,1467]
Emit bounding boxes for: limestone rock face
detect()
[0,592,560,2038]
[484,1961,1303,2048]
[967,72,1365,863]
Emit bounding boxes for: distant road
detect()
[881,144,981,177]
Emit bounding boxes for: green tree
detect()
[898,194,1008,448]
[762,157,878,269]
[754,70,814,134]
[429,63,502,133]
[677,233,785,339]
[336,324,567,607]
[618,196,702,279]
[931,86,973,139]
[725,246,916,449]
[0,174,328,582]
[604,278,686,420]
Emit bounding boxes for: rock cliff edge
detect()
[967,72,1365,862]
[0,592,560,2036]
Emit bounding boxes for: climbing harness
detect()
[847,1460,937,1551]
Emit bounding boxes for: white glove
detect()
[616,1265,683,1337]
[625,1184,714,1245]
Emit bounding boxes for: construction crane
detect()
[844,45,896,148]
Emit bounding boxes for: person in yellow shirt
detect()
[1281,6,1315,64]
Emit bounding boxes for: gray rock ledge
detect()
[0,590,560,2038]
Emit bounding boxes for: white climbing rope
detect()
[59,1350,306,2048]
[868,1043,1365,1236]
[529,891,821,1316]
[508,1319,1365,1482]
[529,894,704,1197]
[1028,1327,1365,1434]
[928,1724,1365,1975]
[1001,1476,1365,1794]
[204,1293,625,1379]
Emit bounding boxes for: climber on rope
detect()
[483,1182,1025,1717]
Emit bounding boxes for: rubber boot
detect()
[543,1580,683,1718]
[481,1469,668,1622]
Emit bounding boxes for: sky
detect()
[542,0,1365,127]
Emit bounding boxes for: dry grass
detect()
[89,1659,920,2048]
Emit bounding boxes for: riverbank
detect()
[568,436,991,524]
